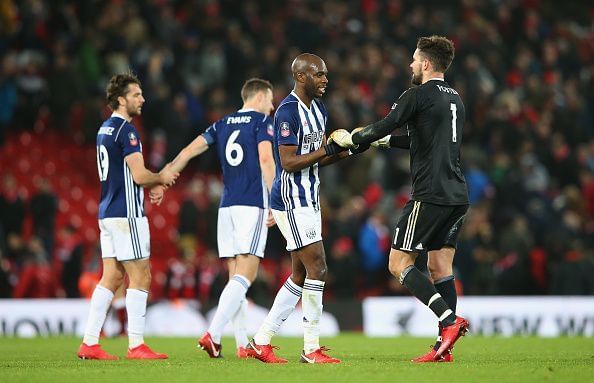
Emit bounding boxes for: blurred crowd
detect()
[1,0,594,303]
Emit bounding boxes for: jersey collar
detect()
[237,108,256,113]
[111,112,130,122]
[427,77,445,82]
[291,91,312,110]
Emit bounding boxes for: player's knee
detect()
[388,254,409,277]
[308,261,327,281]
[99,273,124,292]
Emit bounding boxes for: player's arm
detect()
[278,144,329,172]
[167,135,209,174]
[258,141,275,192]
[352,88,418,146]
[319,135,351,166]
[125,152,178,187]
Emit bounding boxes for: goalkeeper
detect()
[331,35,471,363]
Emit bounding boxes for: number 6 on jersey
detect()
[225,130,244,166]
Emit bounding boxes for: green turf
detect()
[0,335,592,383]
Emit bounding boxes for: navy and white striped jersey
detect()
[96,113,144,219]
[270,92,327,211]
[202,109,273,208]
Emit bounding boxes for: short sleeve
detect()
[118,124,142,157]
[257,115,274,144]
[202,123,217,146]
[275,104,299,146]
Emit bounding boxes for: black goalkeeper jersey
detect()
[353,79,469,205]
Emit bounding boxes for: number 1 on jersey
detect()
[450,103,457,143]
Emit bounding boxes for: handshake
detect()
[327,128,391,150]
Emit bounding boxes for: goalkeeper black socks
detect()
[401,266,456,326]
[433,275,457,350]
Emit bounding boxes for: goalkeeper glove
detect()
[370,135,391,148]
[328,129,355,148]
[324,141,347,156]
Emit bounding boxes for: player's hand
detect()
[324,141,348,156]
[159,164,179,187]
[350,143,371,154]
[266,209,276,228]
[371,135,391,148]
[149,185,165,206]
[328,129,355,148]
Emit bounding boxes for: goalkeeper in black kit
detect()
[329,35,470,363]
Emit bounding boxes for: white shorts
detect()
[99,217,150,261]
[271,207,322,251]
[217,206,268,258]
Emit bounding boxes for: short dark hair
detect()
[240,78,273,102]
[106,73,141,110]
[417,36,455,73]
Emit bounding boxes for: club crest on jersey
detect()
[280,122,290,137]
[267,124,274,136]
[305,228,316,239]
[128,132,138,146]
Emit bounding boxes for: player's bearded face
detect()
[411,49,423,86]
[125,84,145,116]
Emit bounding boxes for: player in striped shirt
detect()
[78,73,178,360]
[246,54,360,364]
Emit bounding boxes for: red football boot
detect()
[300,346,341,364]
[77,343,118,360]
[245,340,287,363]
[198,332,223,358]
[126,344,168,359]
[435,316,469,359]
[411,347,453,363]
[236,346,249,359]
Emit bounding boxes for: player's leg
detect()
[78,219,125,360]
[294,240,339,364]
[389,201,457,333]
[118,217,167,359]
[111,282,127,336]
[247,209,303,363]
[225,258,251,355]
[427,247,456,356]
[426,206,469,358]
[202,255,259,357]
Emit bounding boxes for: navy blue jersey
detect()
[203,109,273,208]
[270,92,327,211]
[96,113,144,219]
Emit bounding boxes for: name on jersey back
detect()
[436,84,459,95]
[98,127,115,135]
[227,116,252,124]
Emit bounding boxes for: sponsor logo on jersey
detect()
[129,132,138,146]
[267,124,274,136]
[280,122,290,137]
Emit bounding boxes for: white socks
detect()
[254,277,302,345]
[82,284,114,346]
[232,298,249,348]
[208,274,251,344]
[302,279,324,353]
[126,288,148,349]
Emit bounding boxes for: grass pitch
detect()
[0,334,592,383]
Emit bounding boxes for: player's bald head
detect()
[291,53,325,78]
